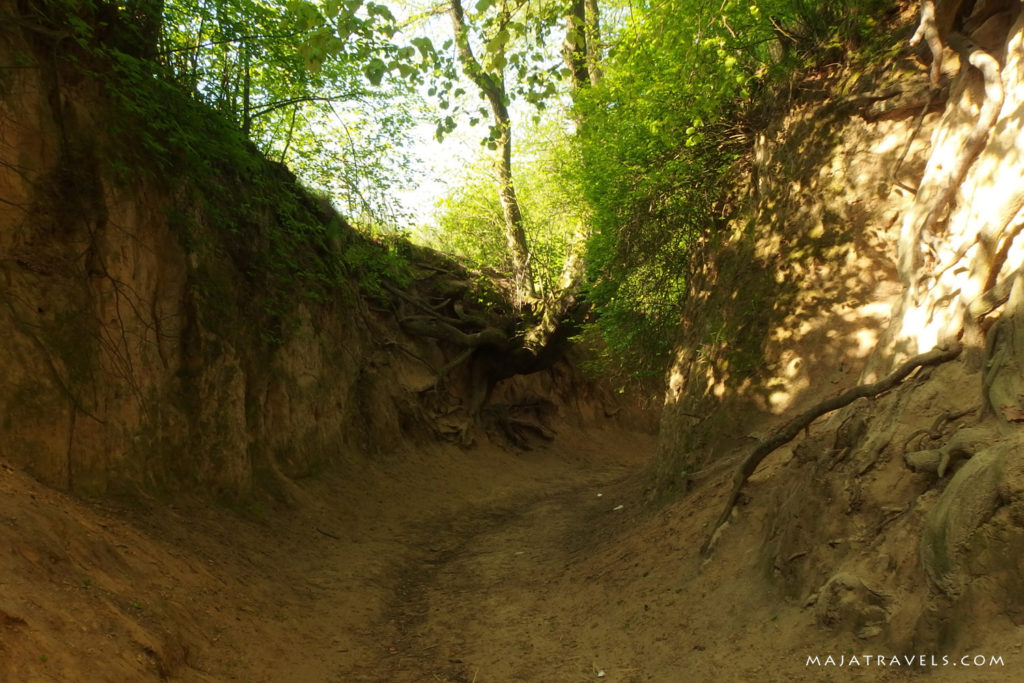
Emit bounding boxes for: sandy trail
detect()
[0,426,652,682]
[4,423,1019,682]
[375,458,640,682]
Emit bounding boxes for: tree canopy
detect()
[52,0,890,383]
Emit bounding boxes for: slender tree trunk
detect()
[563,0,602,90]
[584,0,602,85]
[448,0,536,305]
[494,116,534,302]
[242,43,252,135]
[562,0,589,91]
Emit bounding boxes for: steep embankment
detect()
[655,0,1024,669]
[0,7,633,500]
[1,12,378,496]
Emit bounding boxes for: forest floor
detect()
[1,423,1021,682]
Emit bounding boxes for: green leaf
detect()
[364,57,387,85]
[487,28,510,53]
[323,0,342,19]
[336,17,355,40]
[366,3,395,22]
[411,37,435,58]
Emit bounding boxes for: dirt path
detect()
[213,426,656,683]
[5,424,1020,682]
[0,426,653,682]
[374,463,639,682]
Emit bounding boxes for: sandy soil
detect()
[1,424,1021,682]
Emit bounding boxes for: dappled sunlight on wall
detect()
[860,11,1024,382]
[654,63,935,481]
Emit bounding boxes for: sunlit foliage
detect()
[55,0,891,376]
[158,0,419,228]
[427,113,586,294]
[572,0,889,377]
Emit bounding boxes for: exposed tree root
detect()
[909,0,965,86]
[385,282,466,326]
[969,265,1024,320]
[700,342,963,557]
[379,257,589,448]
[481,402,556,450]
[400,316,510,351]
[885,89,940,194]
[904,425,989,477]
[901,407,977,452]
[981,208,1024,293]
[904,33,1003,288]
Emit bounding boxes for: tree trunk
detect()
[562,0,589,91]
[242,43,252,135]
[448,0,536,306]
[584,0,602,86]
[494,113,535,304]
[562,0,602,90]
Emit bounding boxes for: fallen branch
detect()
[700,341,963,556]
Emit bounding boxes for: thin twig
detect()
[315,527,341,540]
[887,90,938,194]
